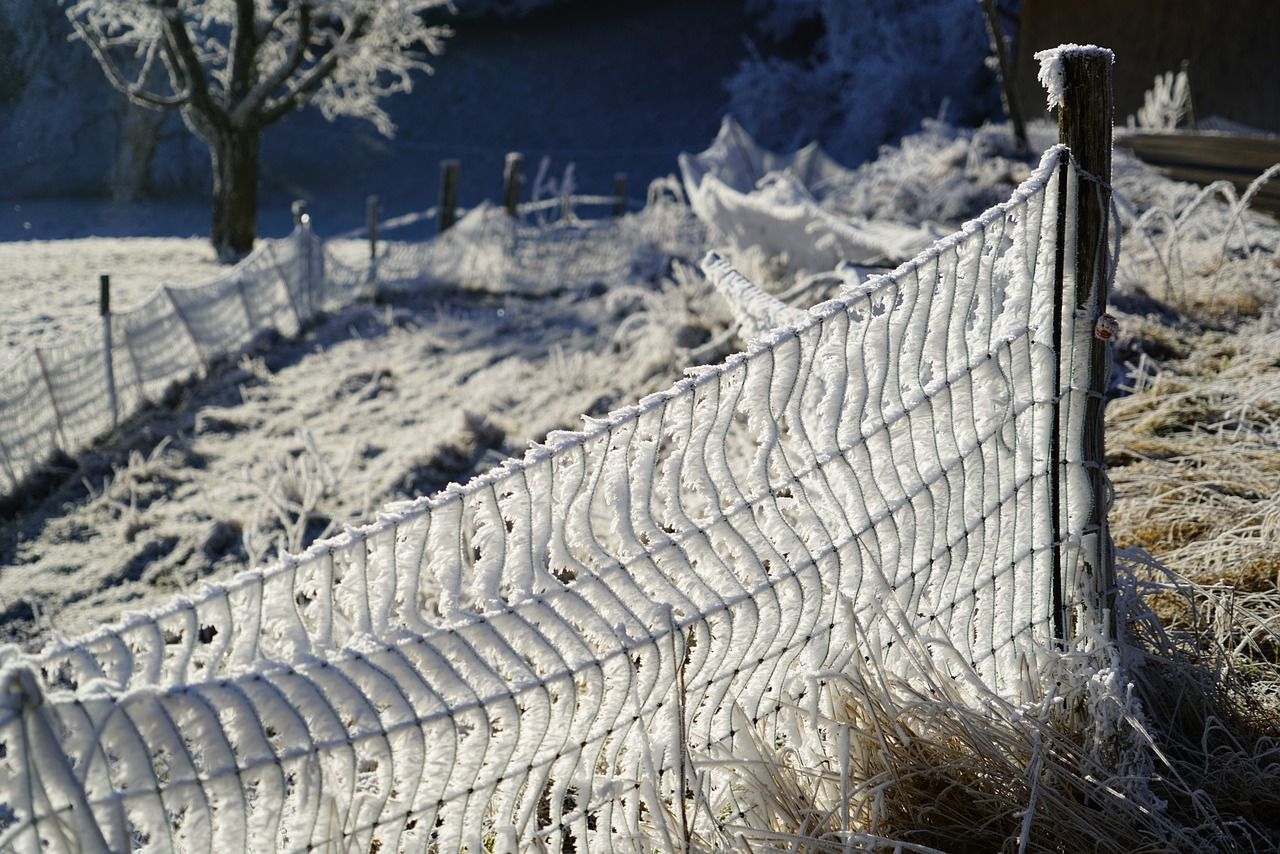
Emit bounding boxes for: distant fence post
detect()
[1049,46,1115,643]
[503,153,524,217]
[612,173,627,217]
[366,195,380,299]
[292,200,314,314]
[439,160,460,232]
[100,274,118,431]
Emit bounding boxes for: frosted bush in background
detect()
[729,0,1002,165]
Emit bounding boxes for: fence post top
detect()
[1034,44,1114,110]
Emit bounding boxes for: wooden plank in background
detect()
[1115,131,1280,213]
[1015,0,1280,135]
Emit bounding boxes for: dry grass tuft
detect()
[665,568,1280,852]
[1107,325,1280,638]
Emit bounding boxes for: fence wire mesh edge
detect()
[0,144,1110,851]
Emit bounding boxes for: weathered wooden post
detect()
[366,195,380,298]
[503,152,524,217]
[439,159,460,232]
[1045,45,1115,642]
[612,173,627,217]
[100,274,118,430]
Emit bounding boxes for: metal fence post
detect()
[439,160,460,232]
[101,274,118,431]
[1049,46,1115,643]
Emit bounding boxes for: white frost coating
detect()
[701,250,809,340]
[1034,44,1115,110]
[679,117,945,273]
[0,145,1117,851]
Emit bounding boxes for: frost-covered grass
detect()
[642,565,1280,851]
[0,209,728,644]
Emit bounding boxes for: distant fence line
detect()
[0,225,334,497]
[0,46,1119,853]
[0,175,690,501]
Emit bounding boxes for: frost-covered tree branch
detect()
[63,0,452,260]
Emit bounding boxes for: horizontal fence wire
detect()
[0,145,1105,851]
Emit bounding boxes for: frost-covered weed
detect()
[240,429,366,566]
[1130,69,1194,131]
[1112,162,1280,320]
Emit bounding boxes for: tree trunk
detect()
[210,126,260,263]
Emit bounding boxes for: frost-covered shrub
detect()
[833,118,1036,225]
[729,0,1002,165]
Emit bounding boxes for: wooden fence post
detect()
[439,159,460,232]
[1050,45,1115,642]
[292,200,314,314]
[100,274,118,431]
[503,152,524,217]
[612,173,627,217]
[366,195,380,298]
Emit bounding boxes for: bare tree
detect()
[65,0,450,261]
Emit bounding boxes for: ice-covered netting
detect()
[679,116,946,272]
[362,199,703,298]
[0,146,1109,851]
[0,228,333,496]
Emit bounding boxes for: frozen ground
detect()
[0,209,728,644]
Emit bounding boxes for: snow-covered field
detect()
[0,239,226,361]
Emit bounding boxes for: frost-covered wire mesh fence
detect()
[0,141,1113,851]
[0,193,698,500]
[0,227,328,495]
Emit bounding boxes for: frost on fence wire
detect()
[0,148,1095,851]
[0,230,327,495]
[363,199,703,296]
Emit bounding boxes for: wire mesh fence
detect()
[0,139,1114,850]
